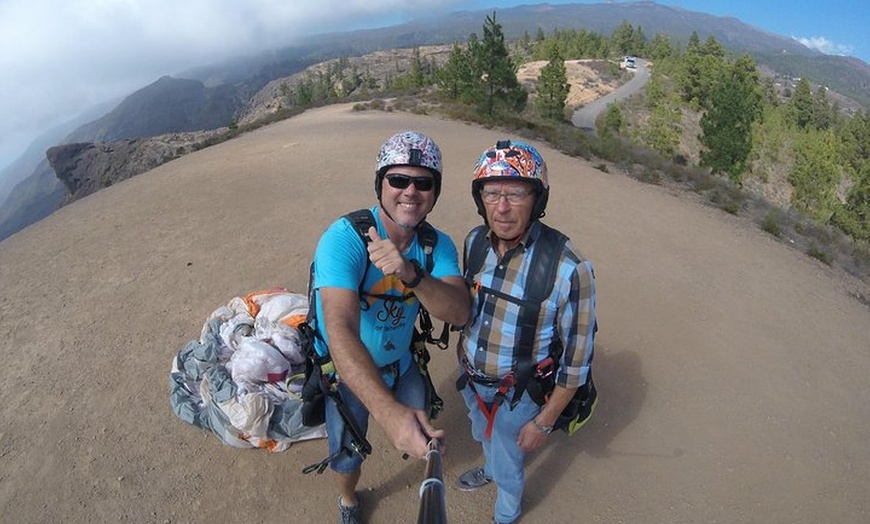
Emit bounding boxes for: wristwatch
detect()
[532,419,554,434]
[401,259,426,289]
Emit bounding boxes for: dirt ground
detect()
[517,59,621,108]
[1,104,869,524]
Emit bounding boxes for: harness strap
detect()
[413,326,443,418]
[471,282,540,311]
[330,382,373,458]
[419,307,449,349]
[460,355,515,439]
[301,361,374,475]
[465,373,516,440]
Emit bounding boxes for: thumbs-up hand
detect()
[367,227,413,282]
[367,226,383,244]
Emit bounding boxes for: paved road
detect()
[572,60,650,132]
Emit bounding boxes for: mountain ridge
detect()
[1,1,867,242]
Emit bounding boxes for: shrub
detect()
[693,177,717,192]
[807,243,832,265]
[761,212,783,238]
[721,200,740,215]
[637,168,662,185]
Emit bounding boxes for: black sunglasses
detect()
[385,174,435,192]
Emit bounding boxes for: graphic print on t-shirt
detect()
[366,275,418,334]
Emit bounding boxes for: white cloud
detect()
[793,35,856,57]
[0,0,463,168]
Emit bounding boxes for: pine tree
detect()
[678,32,704,106]
[699,54,762,184]
[840,110,870,175]
[600,104,624,136]
[536,48,570,121]
[812,86,834,130]
[788,78,814,129]
[631,25,647,56]
[473,12,527,116]
[643,75,681,157]
[647,33,675,60]
[611,20,636,55]
[789,129,842,222]
[830,111,870,240]
[678,32,726,108]
[438,43,474,101]
[832,163,870,242]
[520,31,532,54]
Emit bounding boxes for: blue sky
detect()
[0,0,866,175]
[464,1,868,60]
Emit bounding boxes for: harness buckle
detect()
[535,357,555,379]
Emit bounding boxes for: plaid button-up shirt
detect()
[460,221,597,389]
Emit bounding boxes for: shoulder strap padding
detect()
[513,224,569,404]
[526,224,569,308]
[463,225,489,284]
[343,208,376,247]
[414,220,438,273]
[341,209,377,298]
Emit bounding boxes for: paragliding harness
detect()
[301,209,450,474]
[457,223,598,438]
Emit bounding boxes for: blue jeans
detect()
[325,362,426,474]
[460,378,541,523]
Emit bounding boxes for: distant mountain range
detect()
[1,1,867,243]
[65,76,241,144]
[233,2,868,106]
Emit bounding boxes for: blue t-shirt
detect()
[311,206,461,375]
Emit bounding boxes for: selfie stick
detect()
[416,438,446,524]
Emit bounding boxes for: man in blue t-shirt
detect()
[310,131,469,524]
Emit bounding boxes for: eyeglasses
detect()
[480,189,532,204]
[385,174,435,192]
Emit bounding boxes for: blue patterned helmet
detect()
[375,131,443,201]
[471,139,549,220]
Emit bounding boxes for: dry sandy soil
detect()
[517,59,621,108]
[1,104,869,524]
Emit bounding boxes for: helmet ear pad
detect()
[472,180,487,220]
[375,171,384,200]
[532,186,548,219]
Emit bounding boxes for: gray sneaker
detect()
[456,466,493,491]
[337,496,363,524]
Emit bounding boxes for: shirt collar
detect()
[483,220,541,254]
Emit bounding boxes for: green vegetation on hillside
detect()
[215,13,870,285]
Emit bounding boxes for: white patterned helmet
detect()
[375,131,443,201]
